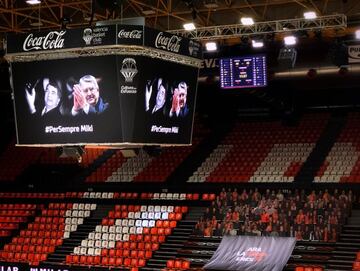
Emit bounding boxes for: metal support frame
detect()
[5,45,202,68]
[169,14,347,40]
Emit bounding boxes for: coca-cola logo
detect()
[118,29,142,39]
[155,32,182,53]
[23,31,66,51]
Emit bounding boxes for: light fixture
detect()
[183,22,196,31]
[241,17,254,26]
[205,42,217,52]
[356,29,360,40]
[304,11,317,19]
[284,35,297,46]
[252,40,264,48]
[26,0,41,4]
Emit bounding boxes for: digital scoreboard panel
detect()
[220,55,267,89]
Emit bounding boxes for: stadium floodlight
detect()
[183,22,196,31]
[205,42,217,52]
[284,35,297,46]
[26,0,41,4]
[356,29,360,40]
[304,11,317,20]
[241,17,254,26]
[252,40,264,48]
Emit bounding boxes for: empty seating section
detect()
[86,150,126,183]
[0,202,92,265]
[66,204,188,268]
[63,203,96,239]
[0,142,42,181]
[188,144,232,183]
[37,148,79,164]
[190,114,328,183]
[106,149,152,182]
[0,204,38,238]
[0,140,107,181]
[316,113,360,183]
[133,139,202,182]
[38,147,105,166]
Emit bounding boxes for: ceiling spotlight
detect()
[356,29,360,40]
[241,17,254,26]
[183,22,196,31]
[284,35,297,46]
[252,40,264,48]
[304,11,317,19]
[205,42,217,52]
[26,0,41,4]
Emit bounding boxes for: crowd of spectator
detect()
[194,188,353,242]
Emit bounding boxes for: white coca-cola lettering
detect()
[23,31,66,51]
[118,29,142,39]
[155,32,182,53]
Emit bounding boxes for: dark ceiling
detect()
[0,0,359,34]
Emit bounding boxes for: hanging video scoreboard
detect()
[219,55,267,89]
[6,25,202,146]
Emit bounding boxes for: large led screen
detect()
[220,55,267,89]
[117,56,198,145]
[12,55,198,146]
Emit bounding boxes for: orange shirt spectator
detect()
[261,212,270,223]
[296,212,305,224]
[204,226,213,237]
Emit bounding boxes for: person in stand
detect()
[25,78,63,118]
[71,75,108,116]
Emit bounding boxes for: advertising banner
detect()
[348,44,360,64]
[204,236,296,271]
[6,25,201,59]
[144,27,202,59]
[6,25,117,54]
[116,25,144,46]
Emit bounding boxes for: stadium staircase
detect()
[43,205,113,265]
[142,206,206,270]
[295,114,346,183]
[327,209,360,271]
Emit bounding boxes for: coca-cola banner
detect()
[204,236,296,271]
[117,25,144,46]
[6,25,201,59]
[6,25,117,54]
[144,27,202,59]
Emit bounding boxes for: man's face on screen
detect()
[44,84,60,109]
[156,84,166,108]
[81,81,99,106]
[178,83,187,109]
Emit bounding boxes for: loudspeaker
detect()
[278,48,297,69]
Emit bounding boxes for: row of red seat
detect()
[295,266,323,271]
[3,244,56,253]
[166,259,191,270]
[66,255,145,268]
